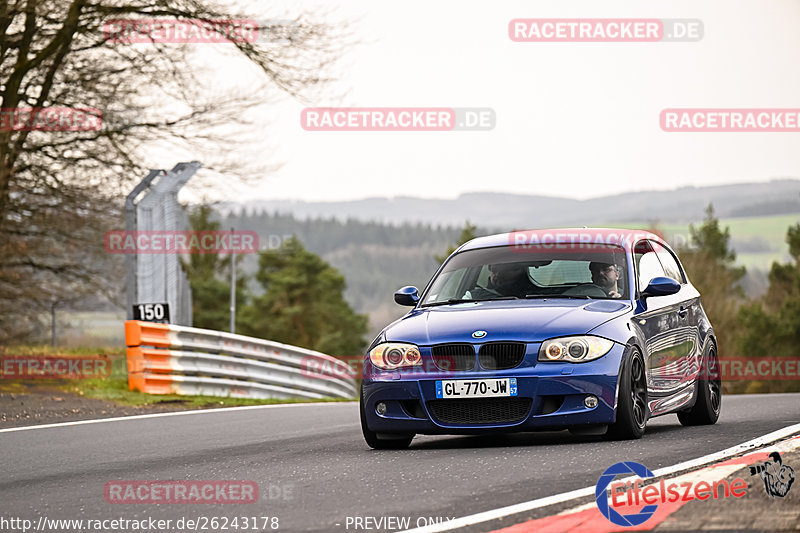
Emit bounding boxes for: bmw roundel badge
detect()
[472,330,487,339]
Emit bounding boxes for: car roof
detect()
[456,228,669,254]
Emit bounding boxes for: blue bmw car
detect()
[360,229,721,449]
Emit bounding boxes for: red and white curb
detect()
[400,423,800,533]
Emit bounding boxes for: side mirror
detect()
[641,276,681,298]
[394,286,420,306]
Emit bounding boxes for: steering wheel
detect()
[464,284,502,299]
[561,284,608,298]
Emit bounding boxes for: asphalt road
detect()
[2,394,799,533]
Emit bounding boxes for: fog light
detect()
[584,395,598,409]
[376,402,387,415]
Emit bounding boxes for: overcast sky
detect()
[171,0,800,203]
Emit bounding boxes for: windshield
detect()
[421,244,628,306]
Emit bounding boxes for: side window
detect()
[650,241,685,283]
[634,240,666,292]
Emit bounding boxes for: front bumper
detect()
[361,342,626,435]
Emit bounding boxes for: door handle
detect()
[678,307,688,318]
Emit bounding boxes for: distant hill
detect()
[219,201,799,339]
[225,179,800,228]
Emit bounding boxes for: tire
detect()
[605,347,648,440]
[360,393,413,450]
[678,343,722,426]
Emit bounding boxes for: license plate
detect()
[435,378,517,399]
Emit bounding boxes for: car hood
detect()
[384,299,631,345]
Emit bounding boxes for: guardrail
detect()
[124,321,357,400]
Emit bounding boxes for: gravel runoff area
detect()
[0,385,202,429]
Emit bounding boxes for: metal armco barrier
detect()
[124,321,357,400]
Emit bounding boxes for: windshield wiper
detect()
[420,298,475,307]
[524,294,591,300]
[421,296,519,307]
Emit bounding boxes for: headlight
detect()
[369,342,422,370]
[538,336,614,363]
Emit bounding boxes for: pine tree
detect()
[181,205,248,331]
[679,205,745,361]
[435,220,479,264]
[240,237,368,355]
[737,224,800,363]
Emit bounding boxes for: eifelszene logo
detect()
[596,461,657,527]
[596,461,748,527]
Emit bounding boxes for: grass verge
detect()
[1,345,355,407]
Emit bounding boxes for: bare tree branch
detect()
[0,0,348,342]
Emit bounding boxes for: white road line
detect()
[0,401,357,434]
[400,422,800,533]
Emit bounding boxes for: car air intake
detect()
[431,344,476,371]
[427,398,533,425]
[478,342,526,370]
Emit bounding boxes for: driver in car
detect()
[589,261,622,299]
[466,263,536,299]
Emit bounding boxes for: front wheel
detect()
[605,347,648,440]
[678,343,721,426]
[360,393,413,449]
